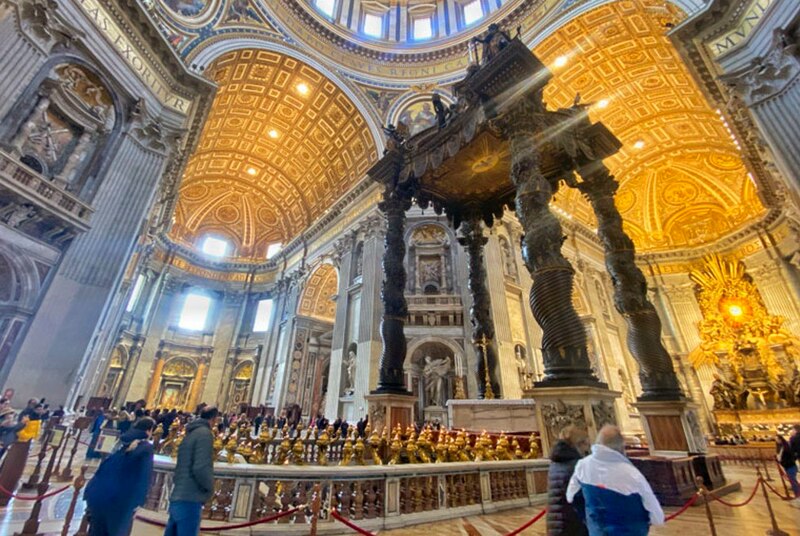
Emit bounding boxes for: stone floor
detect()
[1,455,798,535]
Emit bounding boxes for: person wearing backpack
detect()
[84,417,156,536]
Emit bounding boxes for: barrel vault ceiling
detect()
[170,49,378,259]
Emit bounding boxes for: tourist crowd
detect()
[1,397,800,536]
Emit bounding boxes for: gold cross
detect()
[474,334,495,400]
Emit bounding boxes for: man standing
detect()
[164,406,218,536]
[567,425,664,535]
[790,425,800,470]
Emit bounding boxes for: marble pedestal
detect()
[423,406,448,427]
[446,399,537,433]
[530,386,620,456]
[365,392,416,432]
[635,399,706,456]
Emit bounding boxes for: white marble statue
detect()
[343,348,356,395]
[423,355,450,406]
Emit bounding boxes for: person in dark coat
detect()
[85,410,106,459]
[547,425,589,536]
[789,425,800,468]
[0,407,27,460]
[777,433,800,497]
[164,406,218,536]
[84,417,156,536]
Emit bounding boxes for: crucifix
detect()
[475,334,495,400]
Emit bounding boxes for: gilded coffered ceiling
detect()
[537,0,765,251]
[170,49,378,258]
[297,263,338,322]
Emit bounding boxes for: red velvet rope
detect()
[0,483,71,501]
[330,511,378,536]
[763,477,795,502]
[706,479,760,508]
[664,493,699,521]
[504,507,547,535]
[134,506,300,531]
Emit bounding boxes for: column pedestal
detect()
[531,386,620,456]
[635,399,707,456]
[365,392,416,433]
[447,399,536,433]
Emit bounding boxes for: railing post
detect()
[60,465,87,536]
[309,483,321,536]
[22,431,51,489]
[15,430,64,536]
[695,476,717,536]
[757,468,789,536]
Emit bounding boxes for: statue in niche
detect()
[343,344,357,395]
[431,93,451,129]
[617,368,636,413]
[515,345,533,390]
[595,279,612,316]
[26,110,70,164]
[5,203,36,228]
[499,237,518,279]
[423,356,450,407]
[352,243,363,281]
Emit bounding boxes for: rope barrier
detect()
[763,478,795,502]
[504,507,547,535]
[0,483,71,501]
[664,493,699,522]
[134,506,301,532]
[330,511,377,536]
[706,478,760,508]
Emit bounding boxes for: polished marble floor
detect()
[1,451,798,535]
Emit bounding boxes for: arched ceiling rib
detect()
[536,0,764,252]
[171,49,378,259]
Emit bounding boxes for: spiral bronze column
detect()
[577,161,683,400]
[458,216,502,398]
[374,187,413,394]
[501,99,601,387]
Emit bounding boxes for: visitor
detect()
[547,425,589,536]
[567,425,664,535]
[86,409,107,459]
[117,408,132,435]
[790,425,800,468]
[52,405,65,419]
[0,408,28,461]
[777,433,800,497]
[254,412,264,435]
[17,398,39,422]
[84,417,156,536]
[164,406,218,536]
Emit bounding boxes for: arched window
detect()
[178,292,213,331]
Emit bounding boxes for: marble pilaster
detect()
[202,292,245,404]
[325,232,355,419]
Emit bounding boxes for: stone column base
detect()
[365,392,416,432]
[423,406,448,427]
[446,398,537,433]
[635,399,706,456]
[531,386,620,456]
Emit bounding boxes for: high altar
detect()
[365,29,702,459]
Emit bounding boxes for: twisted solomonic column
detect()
[374,186,413,393]
[577,160,683,400]
[497,95,601,387]
[458,216,501,398]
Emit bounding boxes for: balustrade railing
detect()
[0,149,92,230]
[142,456,549,533]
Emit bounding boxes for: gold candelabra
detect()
[475,334,495,400]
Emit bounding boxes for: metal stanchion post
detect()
[695,476,717,536]
[762,458,773,482]
[757,468,789,536]
[309,483,322,536]
[21,431,51,489]
[52,429,71,480]
[58,428,82,482]
[60,465,87,536]
[15,430,63,536]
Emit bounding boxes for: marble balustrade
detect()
[142,456,550,533]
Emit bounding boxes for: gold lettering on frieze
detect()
[75,0,191,112]
[708,0,773,57]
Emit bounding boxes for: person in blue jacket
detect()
[84,417,156,536]
[567,425,664,535]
